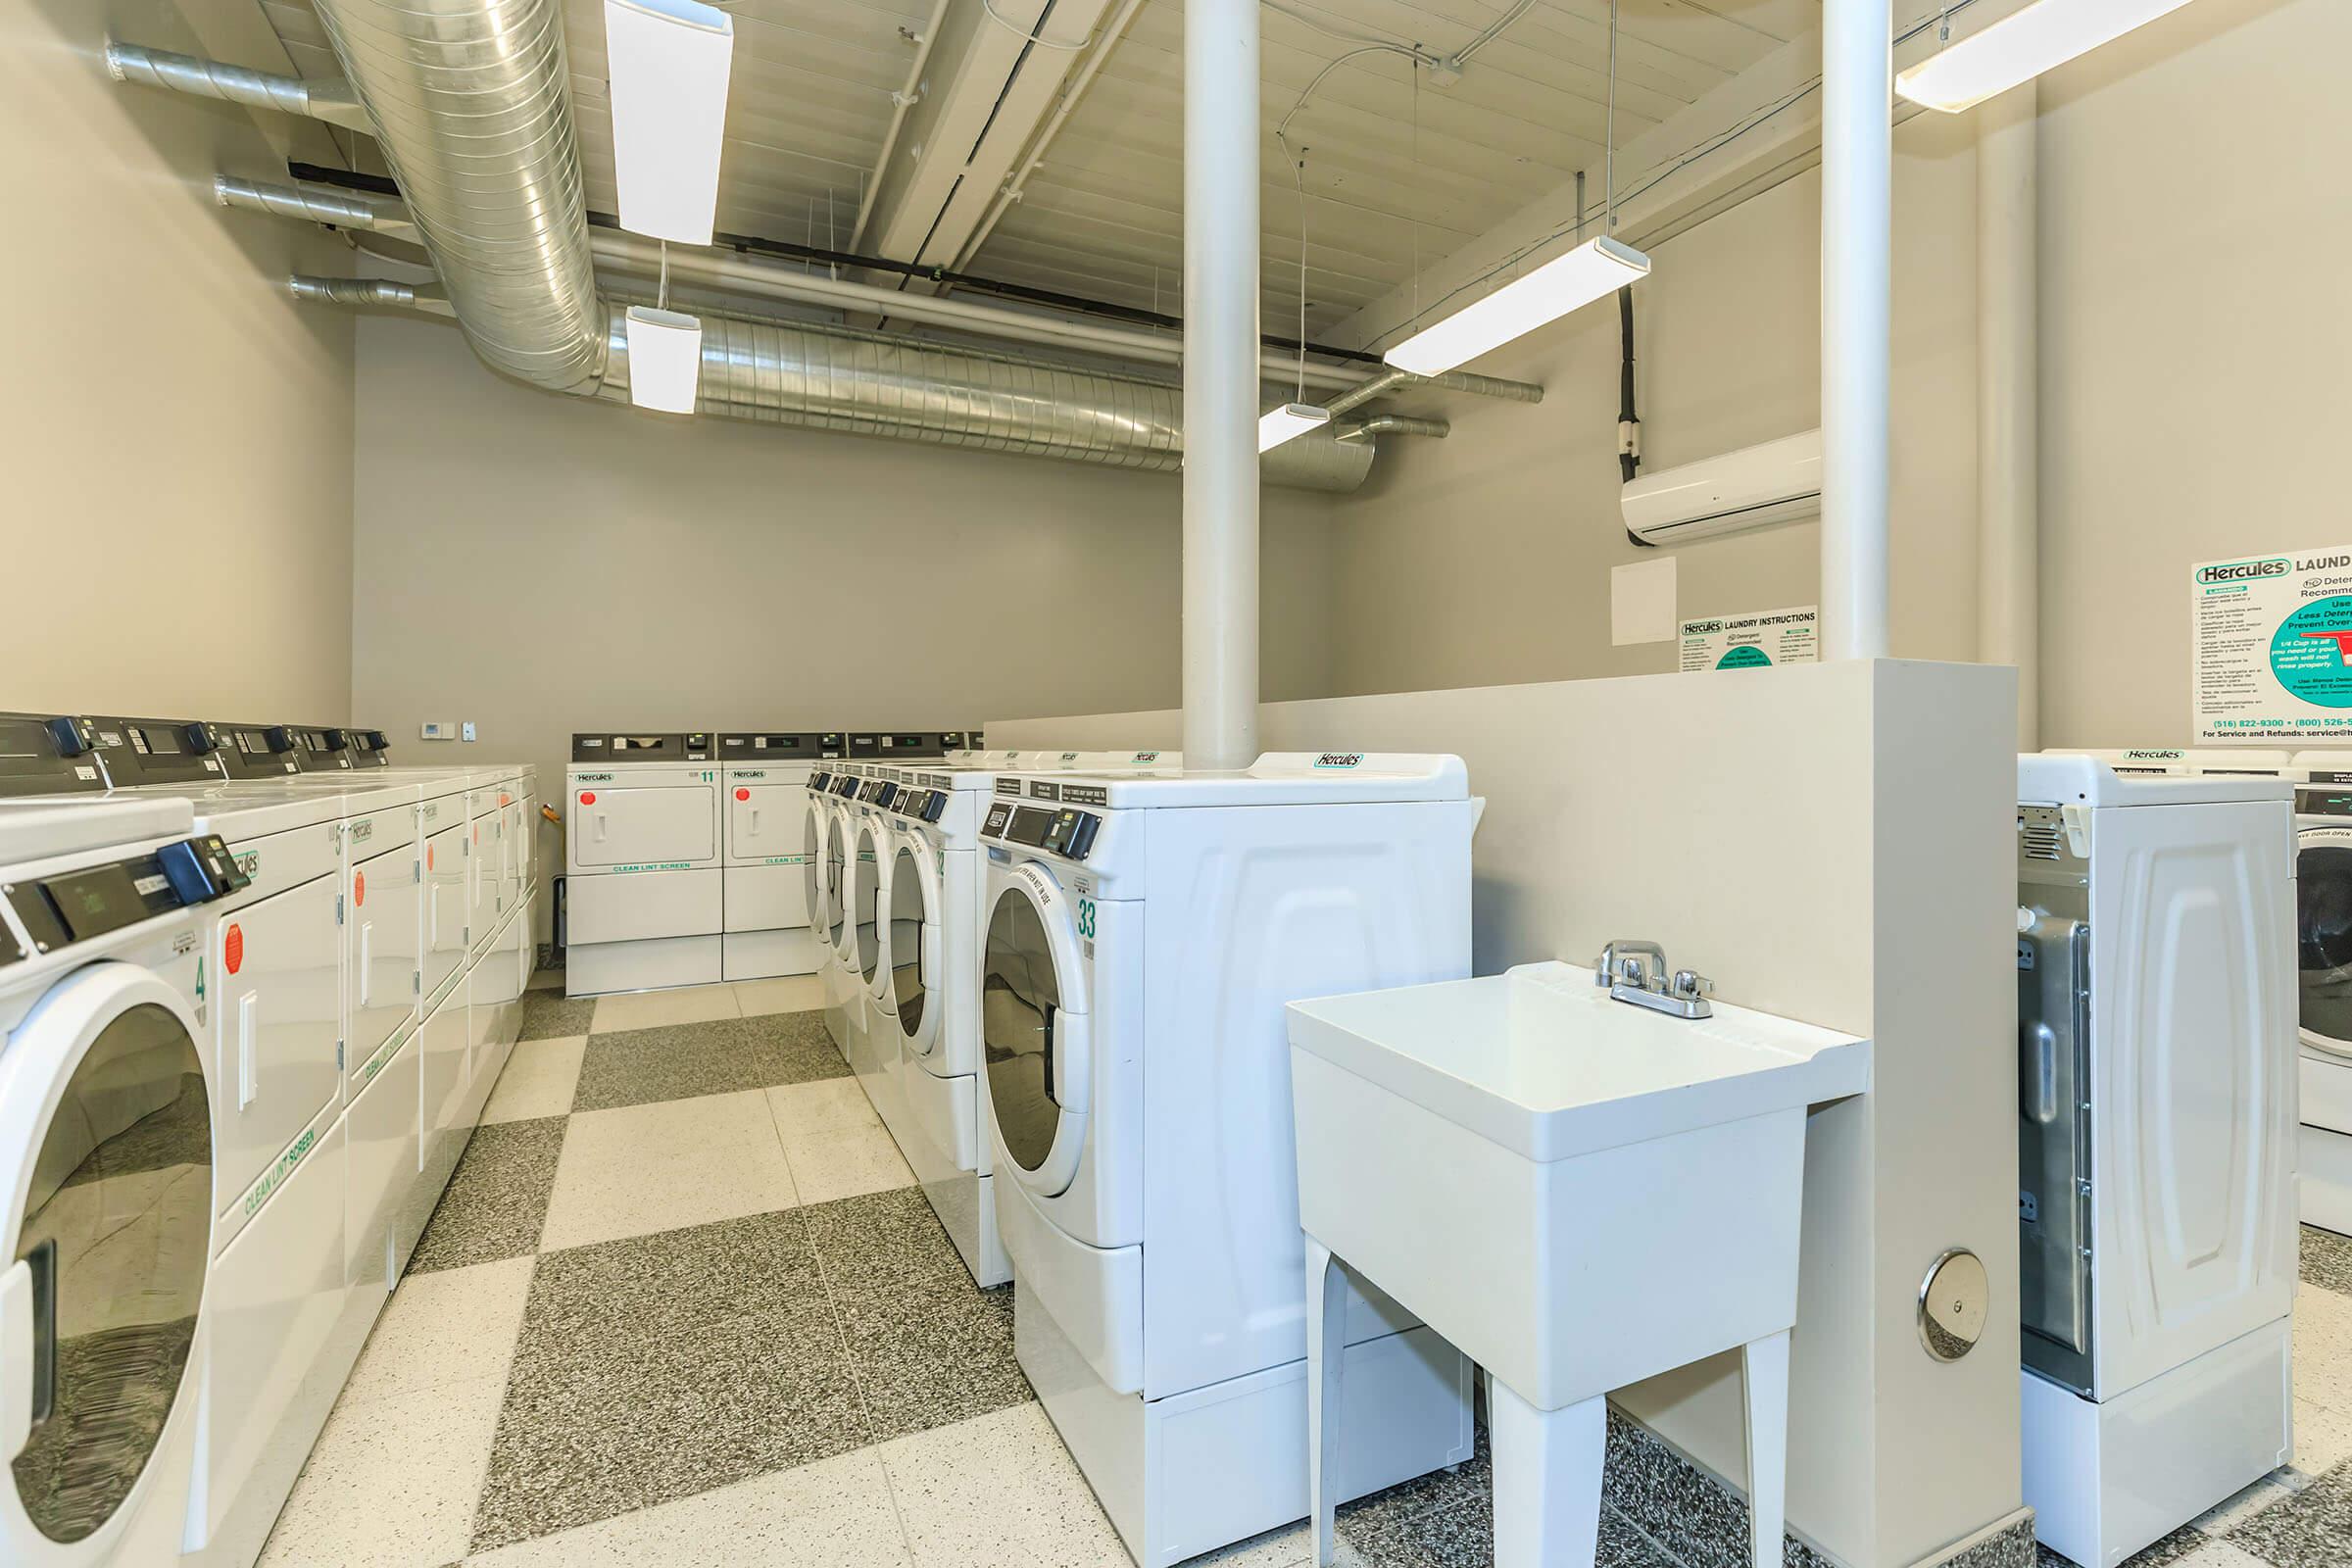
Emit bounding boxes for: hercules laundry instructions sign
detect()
[2193,548,2352,743]
[1679,606,1819,672]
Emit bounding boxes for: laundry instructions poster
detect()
[2193,547,2352,743]
[1679,606,1819,671]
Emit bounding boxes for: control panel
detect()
[2306,770,2352,819]
[3,835,248,966]
[831,777,860,799]
[569,731,714,762]
[292,725,353,768]
[213,721,304,779]
[86,716,227,787]
[0,712,107,797]
[349,729,394,765]
[719,732,841,761]
[985,803,1102,861]
[848,731,955,760]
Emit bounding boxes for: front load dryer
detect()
[718,731,841,981]
[975,754,1478,1567]
[564,732,721,996]
[0,795,245,1567]
[2286,753,2352,1236]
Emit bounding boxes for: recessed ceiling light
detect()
[1896,0,2199,114]
[605,0,735,245]
[624,305,703,413]
[1383,236,1649,378]
[1258,402,1332,453]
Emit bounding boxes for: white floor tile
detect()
[736,974,827,1016]
[2295,1281,2352,1400]
[780,1119,916,1205]
[480,1036,587,1124]
[592,984,741,1034]
[539,1090,799,1250]
[2290,1393,2352,1482]
[879,1402,1127,1568]
[768,1077,885,1141]
[466,1446,913,1567]
[1191,1521,1318,1566]
[258,1373,504,1568]
[341,1256,536,1409]
[2189,1473,2294,1536]
[2171,1542,2276,1568]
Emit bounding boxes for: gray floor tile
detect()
[804,1186,969,1296]
[2229,1460,2352,1568]
[569,1012,846,1113]
[408,1117,567,1275]
[835,1281,1028,1442]
[2303,1226,2352,1298]
[1344,1422,1490,1532]
[472,1301,867,1552]
[517,991,596,1042]
[1336,1494,1668,1568]
[2039,1525,2213,1568]
[523,1209,824,1347]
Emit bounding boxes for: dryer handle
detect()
[1,1243,58,1458]
[1042,1003,1058,1107]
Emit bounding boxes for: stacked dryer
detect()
[974,753,1478,1566]
[565,731,720,996]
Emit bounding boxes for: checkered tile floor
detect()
[251,974,2352,1568]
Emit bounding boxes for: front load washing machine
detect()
[0,795,247,1567]
[975,754,1478,1566]
[564,731,720,996]
[2285,753,2352,1236]
[718,731,842,981]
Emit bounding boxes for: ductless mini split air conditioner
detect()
[1621,428,1824,545]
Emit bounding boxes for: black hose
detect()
[1619,286,1650,547]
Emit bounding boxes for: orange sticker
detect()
[224,923,245,975]
[354,869,366,907]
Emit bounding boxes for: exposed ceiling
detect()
[256,0,1815,343]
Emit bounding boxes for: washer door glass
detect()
[855,828,883,984]
[892,844,931,1038]
[983,886,1067,1173]
[826,816,849,951]
[2301,840,2352,1058]
[802,800,824,931]
[12,1002,210,1544]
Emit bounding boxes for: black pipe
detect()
[1619,285,1650,548]
[286,160,1384,368]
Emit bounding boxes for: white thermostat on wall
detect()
[420,720,457,740]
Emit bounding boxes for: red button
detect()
[224,923,245,975]
[736,787,751,802]
[580,791,596,806]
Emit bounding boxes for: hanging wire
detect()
[981,0,1094,52]
[1606,0,1619,231]
[1294,147,1310,404]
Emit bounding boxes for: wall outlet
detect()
[462,722,478,743]
[420,720,456,740]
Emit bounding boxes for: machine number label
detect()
[351,819,373,843]
[1077,898,1097,939]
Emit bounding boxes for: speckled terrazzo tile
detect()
[520,1209,824,1347]
[1598,1407,1755,1568]
[1343,1420,1491,1532]
[1340,1495,1494,1568]
[1938,1516,2037,1568]
[2078,1525,2209,1568]
[757,1007,854,1085]
[834,1282,1029,1441]
[803,1186,969,1294]
[569,1014,845,1112]
[517,990,596,1042]
[2303,1226,2352,1297]
[2228,1460,2352,1568]
[407,1115,566,1274]
[471,1301,866,1553]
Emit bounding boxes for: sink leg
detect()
[1305,1235,1347,1567]
[1742,1330,1791,1568]
[1490,1380,1604,1567]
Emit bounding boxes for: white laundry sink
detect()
[1287,958,1871,1421]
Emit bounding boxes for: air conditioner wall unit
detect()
[1621,428,1824,545]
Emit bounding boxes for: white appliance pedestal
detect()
[1016,1282,1473,1568]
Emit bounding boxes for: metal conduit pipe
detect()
[105,40,372,131]
[216,174,414,236]
[289,274,455,316]
[1336,415,1448,443]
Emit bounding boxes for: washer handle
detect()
[1,1245,56,1459]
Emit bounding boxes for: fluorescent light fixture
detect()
[1383,235,1649,377]
[605,0,735,244]
[1895,0,2198,114]
[624,305,703,413]
[1258,402,1332,452]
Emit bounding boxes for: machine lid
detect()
[2300,825,2352,1058]
[0,963,210,1549]
[0,799,194,863]
[889,838,937,1052]
[980,867,1090,1193]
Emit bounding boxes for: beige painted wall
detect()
[349,314,1337,921]
[1323,113,1982,699]
[2037,0,2347,748]
[2,0,356,719]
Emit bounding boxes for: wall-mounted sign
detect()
[2192,548,2352,743]
[1680,606,1819,671]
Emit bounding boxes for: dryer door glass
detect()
[803,803,825,932]
[983,887,1066,1173]
[892,844,930,1038]
[2301,841,2352,1057]
[855,828,883,984]
[826,818,849,950]
[11,1003,210,1544]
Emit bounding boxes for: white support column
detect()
[1977,83,2039,749]
[1820,0,1893,662]
[1182,0,1260,771]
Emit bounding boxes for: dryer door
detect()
[825,814,851,956]
[890,835,940,1056]
[2300,823,2352,1060]
[981,865,1090,1196]
[854,822,886,995]
[0,962,209,1555]
[802,799,830,938]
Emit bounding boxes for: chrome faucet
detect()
[1594,939,1714,1019]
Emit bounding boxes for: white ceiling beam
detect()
[1329,0,2041,355]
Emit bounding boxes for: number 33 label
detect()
[1077,898,1096,940]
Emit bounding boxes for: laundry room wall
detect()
[4,0,358,719]
[347,313,1340,935]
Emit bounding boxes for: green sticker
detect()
[1717,645,1773,669]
